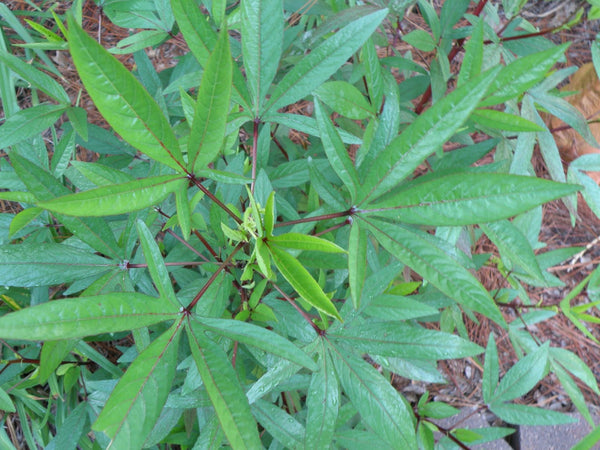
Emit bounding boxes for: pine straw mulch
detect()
[2,0,600,426]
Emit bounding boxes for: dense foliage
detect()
[1,0,600,448]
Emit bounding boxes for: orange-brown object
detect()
[550,63,600,162]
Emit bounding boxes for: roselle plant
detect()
[1,0,600,448]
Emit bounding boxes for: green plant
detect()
[1,0,600,448]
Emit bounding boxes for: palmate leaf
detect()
[188,26,232,173]
[262,8,388,115]
[361,217,506,326]
[358,67,499,205]
[0,243,113,288]
[365,172,580,226]
[0,293,180,340]
[93,321,182,448]
[186,321,262,449]
[329,343,417,448]
[66,15,185,173]
[241,0,283,114]
[38,175,187,216]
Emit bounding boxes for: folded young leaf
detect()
[0,292,180,340]
[0,242,113,288]
[38,175,186,216]
[186,323,262,449]
[269,232,346,253]
[93,322,182,448]
[364,173,580,226]
[67,15,185,172]
[267,244,343,321]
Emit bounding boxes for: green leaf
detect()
[38,339,77,384]
[348,219,367,308]
[419,402,459,419]
[193,317,318,370]
[0,293,179,340]
[0,104,66,149]
[93,322,182,448]
[65,106,88,141]
[314,81,375,120]
[361,37,384,110]
[457,18,483,86]
[252,399,305,447]
[359,67,499,204]
[71,161,134,186]
[188,26,233,173]
[402,29,436,52]
[0,51,70,103]
[480,43,569,107]
[471,109,544,132]
[267,244,342,321]
[186,323,262,449]
[364,295,440,321]
[136,220,179,308]
[305,349,339,449]
[38,175,186,216]
[264,191,275,236]
[0,387,15,413]
[481,220,545,282]
[0,242,113,287]
[331,322,483,360]
[241,0,283,114]
[269,232,346,253]
[330,344,417,448]
[489,403,576,426]
[482,334,500,404]
[361,217,505,326]
[491,343,549,403]
[175,181,192,240]
[263,8,388,114]
[550,347,600,395]
[67,15,185,172]
[315,100,360,199]
[366,173,580,226]
[265,112,362,145]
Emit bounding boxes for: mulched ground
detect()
[2,0,600,435]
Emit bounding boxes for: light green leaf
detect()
[305,349,338,449]
[491,343,549,403]
[93,322,182,448]
[489,403,576,426]
[193,316,318,370]
[366,173,580,226]
[363,295,439,321]
[0,242,113,287]
[67,15,185,172]
[189,26,232,172]
[482,334,500,404]
[402,29,436,52]
[241,0,283,114]
[331,322,483,360]
[330,345,417,448]
[0,51,70,103]
[38,175,186,216]
[471,109,544,132]
[38,339,77,384]
[480,43,569,107]
[264,191,275,236]
[263,8,388,114]
[361,217,505,326]
[269,232,346,253]
[136,220,179,308]
[71,161,134,186]
[359,67,499,204]
[348,219,367,308]
[0,293,179,340]
[314,81,375,120]
[0,191,36,204]
[481,220,545,282]
[315,100,360,199]
[0,104,66,149]
[187,323,262,449]
[268,244,342,321]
